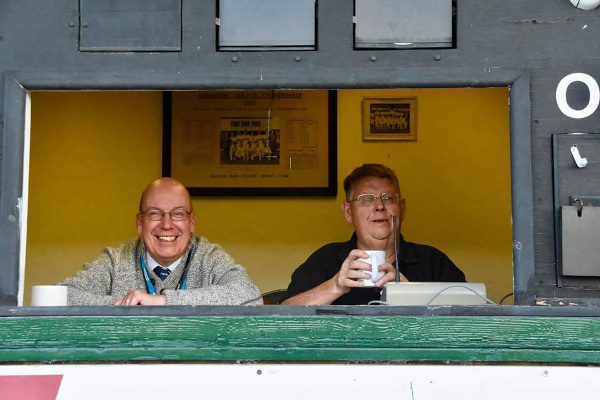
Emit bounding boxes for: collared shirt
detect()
[281,233,466,305]
[146,252,183,273]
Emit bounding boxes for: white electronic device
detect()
[381,282,490,306]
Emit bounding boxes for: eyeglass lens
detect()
[143,209,189,221]
[356,193,397,206]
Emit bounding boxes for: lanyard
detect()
[140,256,188,295]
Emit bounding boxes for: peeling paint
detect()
[484,65,501,73]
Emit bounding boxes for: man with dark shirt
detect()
[281,164,465,305]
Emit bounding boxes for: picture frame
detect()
[362,97,417,141]
[162,90,337,196]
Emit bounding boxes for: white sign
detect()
[556,72,600,119]
[1,364,599,399]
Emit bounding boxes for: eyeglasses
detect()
[141,208,191,221]
[349,192,400,207]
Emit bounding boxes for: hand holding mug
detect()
[358,250,386,287]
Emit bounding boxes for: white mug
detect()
[31,285,68,306]
[358,250,386,287]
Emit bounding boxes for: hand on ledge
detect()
[114,290,166,306]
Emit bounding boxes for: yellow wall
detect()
[25,88,512,304]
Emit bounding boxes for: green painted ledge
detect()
[3,309,600,364]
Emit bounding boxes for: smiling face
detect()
[136,178,196,266]
[342,177,405,250]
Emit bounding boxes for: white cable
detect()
[424,285,496,306]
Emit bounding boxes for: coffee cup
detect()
[30,285,68,306]
[358,250,386,287]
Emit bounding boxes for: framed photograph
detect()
[163,90,337,196]
[362,97,417,141]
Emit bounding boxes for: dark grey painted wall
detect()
[1,0,600,306]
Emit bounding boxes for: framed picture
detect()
[163,90,337,196]
[362,97,417,141]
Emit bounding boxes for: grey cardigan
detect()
[60,236,262,306]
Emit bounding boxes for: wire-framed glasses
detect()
[350,192,399,207]
[141,208,191,221]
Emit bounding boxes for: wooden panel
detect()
[3,314,600,364]
[79,0,181,51]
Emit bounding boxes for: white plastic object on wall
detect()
[570,0,600,10]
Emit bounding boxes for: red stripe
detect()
[0,375,63,400]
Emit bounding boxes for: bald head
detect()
[136,177,196,266]
[139,177,193,212]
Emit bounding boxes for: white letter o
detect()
[556,73,600,119]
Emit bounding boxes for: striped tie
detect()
[153,266,171,281]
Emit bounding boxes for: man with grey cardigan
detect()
[61,177,262,306]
